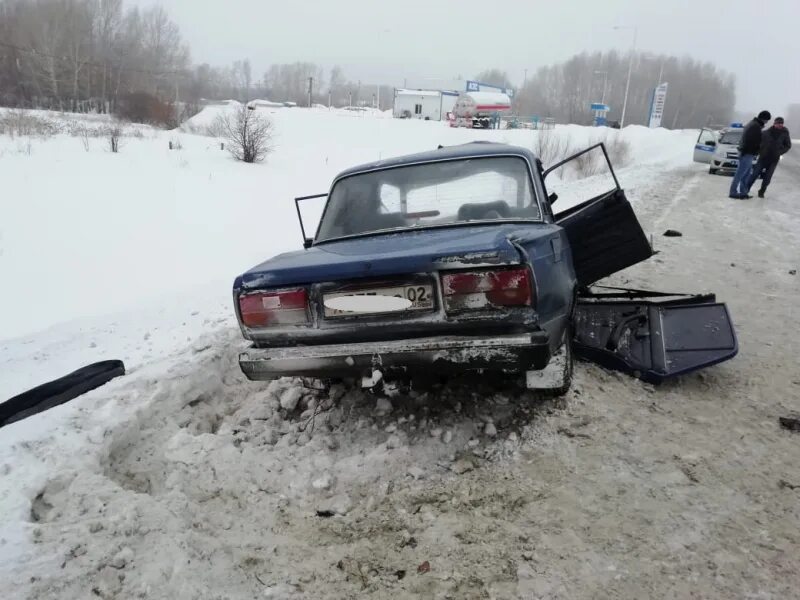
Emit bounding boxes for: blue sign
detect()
[590,103,610,112]
[465,80,514,98]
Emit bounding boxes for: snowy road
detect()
[1,119,799,599]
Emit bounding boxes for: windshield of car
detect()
[719,130,743,145]
[315,156,540,242]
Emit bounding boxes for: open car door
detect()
[545,143,653,288]
[693,128,717,163]
[573,288,738,383]
[295,193,328,248]
[543,145,738,382]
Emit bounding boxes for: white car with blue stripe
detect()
[693,124,745,175]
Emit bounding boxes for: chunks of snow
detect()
[280,387,303,412]
[316,494,352,516]
[374,397,392,415]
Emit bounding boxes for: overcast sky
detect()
[134,0,798,116]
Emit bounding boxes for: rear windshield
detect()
[719,130,743,145]
[316,156,540,242]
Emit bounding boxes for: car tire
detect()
[550,328,573,396]
[530,326,573,397]
[709,167,718,175]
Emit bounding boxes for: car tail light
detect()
[441,267,533,313]
[238,289,309,327]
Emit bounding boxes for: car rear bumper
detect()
[239,332,551,380]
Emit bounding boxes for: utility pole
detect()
[523,69,528,85]
[377,84,380,111]
[174,77,181,123]
[615,25,638,128]
[594,70,608,104]
[328,89,332,108]
[308,77,313,108]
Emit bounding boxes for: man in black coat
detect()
[745,116,792,197]
[729,110,771,199]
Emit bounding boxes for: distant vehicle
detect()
[450,91,511,128]
[232,142,738,393]
[694,124,745,175]
[692,126,718,165]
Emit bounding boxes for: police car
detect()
[693,123,745,175]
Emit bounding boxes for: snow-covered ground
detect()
[6,107,796,599]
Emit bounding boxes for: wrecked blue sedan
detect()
[233,142,737,393]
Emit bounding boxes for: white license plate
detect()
[324,285,434,317]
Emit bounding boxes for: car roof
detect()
[333,142,539,180]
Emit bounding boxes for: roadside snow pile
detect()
[179,100,242,133]
[0,326,559,599]
[0,107,151,138]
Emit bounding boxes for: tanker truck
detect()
[450,91,512,128]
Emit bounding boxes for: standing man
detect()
[745,116,792,198]
[730,110,771,199]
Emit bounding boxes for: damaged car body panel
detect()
[233,142,737,390]
[573,289,738,383]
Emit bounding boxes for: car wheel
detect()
[527,326,573,396]
[550,328,573,396]
[709,167,718,175]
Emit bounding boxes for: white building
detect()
[393,89,440,120]
[392,89,459,121]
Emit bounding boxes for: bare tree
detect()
[264,62,324,105]
[215,106,273,163]
[515,50,735,128]
[108,125,122,152]
[0,0,189,115]
[532,129,571,168]
[474,69,513,89]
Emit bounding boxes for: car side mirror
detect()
[302,238,313,250]
[548,192,559,205]
[706,140,716,147]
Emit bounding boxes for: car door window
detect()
[379,184,401,213]
[541,145,619,214]
[696,128,716,146]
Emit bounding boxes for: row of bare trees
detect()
[0,0,189,113]
[479,51,736,129]
[184,61,393,109]
[0,0,394,120]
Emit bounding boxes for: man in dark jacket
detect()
[729,110,771,199]
[745,116,792,197]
